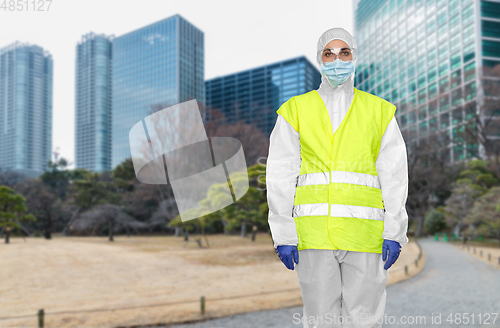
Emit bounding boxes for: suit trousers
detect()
[295,249,389,328]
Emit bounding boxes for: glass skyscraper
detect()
[0,41,53,178]
[205,56,322,138]
[75,32,113,173]
[112,14,204,169]
[353,0,500,163]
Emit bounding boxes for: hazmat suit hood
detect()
[316,27,357,96]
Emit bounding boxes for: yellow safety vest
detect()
[276,87,396,254]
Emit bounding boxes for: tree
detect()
[149,196,178,234]
[14,178,60,239]
[72,203,147,241]
[443,159,499,236]
[456,159,500,189]
[39,157,72,202]
[219,164,268,241]
[112,158,136,193]
[201,101,270,172]
[122,182,160,231]
[464,186,500,245]
[405,136,461,237]
[192,164,268,242]
[62,171,121,235]
[443,179,485,237]
[169,210,214,248]
[424,207,447,235]
[459,62,500,176]
[0,186,36,243]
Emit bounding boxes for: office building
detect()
[353,0,500,163]
[205,56,322,138]
[112,14,204,169]
[0,41,53,178]
[75,32,114,173]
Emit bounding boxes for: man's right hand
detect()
[276,245,299,270]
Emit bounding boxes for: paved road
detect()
[152,237,500,328]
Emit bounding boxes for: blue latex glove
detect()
[276,245,299,270]
[382,239,401,270]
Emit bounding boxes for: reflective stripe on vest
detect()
[297,171,381,189]
[293,203,385,221]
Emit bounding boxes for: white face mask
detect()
[320,59,356,87]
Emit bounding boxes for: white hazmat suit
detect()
[266,28,409,328]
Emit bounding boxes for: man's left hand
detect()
[382,239,401,270]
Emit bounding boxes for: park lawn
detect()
[0,233,421,328]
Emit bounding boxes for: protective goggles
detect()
[317,47,357,62]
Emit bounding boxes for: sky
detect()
[0,0,355,169]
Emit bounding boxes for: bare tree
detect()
[14,178,60,239]
[460,62,500,176]
[72,204,147,241]
[404,129,462,237]
[202,103,270,168]
[149,196,179,234]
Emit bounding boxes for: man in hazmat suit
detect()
[266,27,409,328]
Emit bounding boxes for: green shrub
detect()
[424,208,447,234]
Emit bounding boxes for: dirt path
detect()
[0,234,422,328]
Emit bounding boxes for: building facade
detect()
[0,41,53,178]
[353,0,500,163]
[205,56,322,138]
[75,32,114,173]
[112,14,204,169]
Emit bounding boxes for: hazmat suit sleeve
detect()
[267,114,301,250]
[376,116,410,248]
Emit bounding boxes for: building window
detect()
[384,79,391,94]
[464,101,476,120]
[401,113,408,127]
[481,0,500,18]
[450,69,462,88]
[409,92,417,108]
[419,105,427,121]
[438,60,449,77]
[439,76,450,92]
[482,39,500,58]
[410,124,418,139]
[409,110,417,125]
[429,99,438,116]
[452,125,464,143]
[464,61,475,81]
[452,88,463,107]
[428,82,438,99]
[449,0,460,18]
[452,107,463,125]
[418,88,427,104]
[418,72,427,89]
[430,117,439,132]
[463,42,475,64]
[408,63,416,79]
[464,82,476,101]
[453,143,464,160]
[450,54,462,71]
[437,7,447,25]
[466,141,478,158]
[440,93,450,112]
[420,120,428,136]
